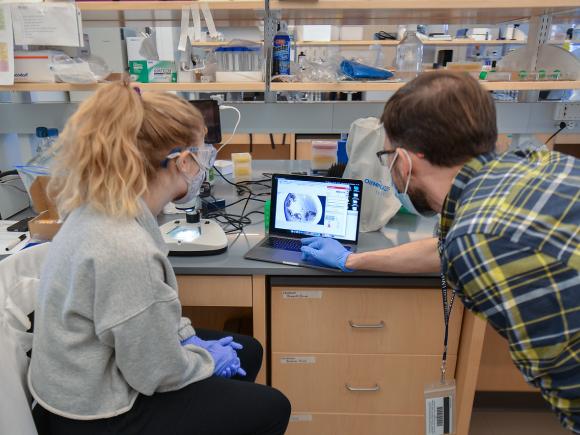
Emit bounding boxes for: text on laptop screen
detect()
[273,177,361,242]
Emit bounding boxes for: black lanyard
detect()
[438,237,456,384]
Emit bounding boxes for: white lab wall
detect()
[84,27,125,72]
[0,134,33,172]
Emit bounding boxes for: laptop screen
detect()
[270,174,363,244]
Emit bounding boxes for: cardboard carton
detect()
[28,176,61,241]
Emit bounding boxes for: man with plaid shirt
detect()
[300,71,580,431]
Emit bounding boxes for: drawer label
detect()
[290,414,313,422]
[282,290,323,299]
[280,356,317,364]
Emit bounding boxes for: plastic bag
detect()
[15,165,49,198]
[14,137,59,197]
[50,54,110,84]
[343,117,400,232]
[340,59,394,80]
[297,54,342,83]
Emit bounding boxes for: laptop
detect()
[244,174,363,271]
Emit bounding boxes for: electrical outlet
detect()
[566,121,577,129]
[554,103,580,121]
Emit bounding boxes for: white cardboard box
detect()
[14,51,59,83]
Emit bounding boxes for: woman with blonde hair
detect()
[29,78,291,435]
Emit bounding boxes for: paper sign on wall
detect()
[11,3,83,47]
[0,5,14,85]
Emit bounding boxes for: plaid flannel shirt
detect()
[440,151,580,432]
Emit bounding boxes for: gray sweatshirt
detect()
[28,203,214,419]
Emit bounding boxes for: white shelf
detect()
[271,80,580,92]
[1,82,267,92]
[297,40,399,46]
[78,1,266,24]
[422,39,527,45]
[269,1,580,25]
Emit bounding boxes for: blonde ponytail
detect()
[49,77,206,219]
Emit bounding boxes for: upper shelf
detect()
[78,1,266,24]
[296,39,527,46]
[422,39,526,45]
[76,1,580,25]
[271,80,580,92]
[269,1,580,25]
[3,80,580,93]
[298,40,399,46]
[187,39,528,47]
[77,1,264,11]
[1,82,266,92]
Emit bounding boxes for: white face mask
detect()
[389,149,436,218]
[163,146,214,208]
[173,163,205,206]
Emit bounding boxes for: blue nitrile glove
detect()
[301,237,354,272]
[181,335,247,378]
[211,337,246,378]
[180,335,243,351]
[180,334,207,348]
[219,356,247,378]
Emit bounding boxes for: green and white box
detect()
[129,59,177,83]
[126,37,177,83]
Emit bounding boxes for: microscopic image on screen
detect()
[283,193,322,223]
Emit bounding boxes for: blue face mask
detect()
[389,149,437,217]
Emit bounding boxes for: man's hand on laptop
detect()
[300,237,354,272]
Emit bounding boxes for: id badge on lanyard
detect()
[425,237,457,435]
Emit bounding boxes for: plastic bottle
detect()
[272,22,291,76]
[46,128,59,149]
[34,127,48,154]
[297,51,306,70]
[24,127,52,170]
[395,30,424,81]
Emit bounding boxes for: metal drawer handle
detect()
[345,383,380,392]
[348,320,385,329]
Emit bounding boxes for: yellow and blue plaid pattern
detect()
[440,151,580,432]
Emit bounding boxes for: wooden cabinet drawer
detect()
[177,276,252,307]
[272,353,456,415]
[477,324,535,392]
[286,413,422,435]
[271,287,463,355]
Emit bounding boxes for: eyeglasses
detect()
[376,149,397,167]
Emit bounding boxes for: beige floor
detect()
[470,410,570,435]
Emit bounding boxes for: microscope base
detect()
[160,218,228,256]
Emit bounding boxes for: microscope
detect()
[159,99,228,256]
[159,195,228,256]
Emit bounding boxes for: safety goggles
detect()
[162,145,217,170]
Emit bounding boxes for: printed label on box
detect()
[290,414,313,422]
[282,290,322,299]
[280,356,316,364]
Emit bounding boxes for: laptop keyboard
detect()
[263,237,303,252]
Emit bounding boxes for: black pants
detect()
[33,329,291,435]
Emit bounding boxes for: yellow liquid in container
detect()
[311,141,338,170]
[232,152,252,181]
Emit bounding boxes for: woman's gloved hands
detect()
[300,237,354,272]
[181,335,247,378]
